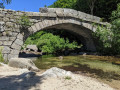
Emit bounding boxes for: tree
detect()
[0,0,12,8]
[87,0,96,15]
[49,0,77,9]
[2,0,11,4]
[93,3,120,55]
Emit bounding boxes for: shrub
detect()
[93,3,120,55]
[37,33,79,54]
[93,25,113,55]
[18,14,32,29]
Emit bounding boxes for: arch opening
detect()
[19,23,96,58]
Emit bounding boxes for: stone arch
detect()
[27,18,96,51]
[1,17,97,61]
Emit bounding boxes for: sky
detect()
[4,0,56,12]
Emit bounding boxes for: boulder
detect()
[26,45,38,52]
[41,67,72,79]
[8,58,39,72]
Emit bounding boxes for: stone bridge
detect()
[0,8,107,61]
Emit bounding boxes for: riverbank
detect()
[0,64,115,90]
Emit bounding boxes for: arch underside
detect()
[44,23,96,51]
[28,19,96,51]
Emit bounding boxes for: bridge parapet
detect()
[38,8,107,25]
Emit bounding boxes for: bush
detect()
[93,3,120,55]
[93,25,113,55]
[25,31,81,54]
[37,33,79,54]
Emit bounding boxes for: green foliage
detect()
[25,31,80,54]
[2,0,11,4]
[0,0,12,8]
[94,3,120,55]
[36,33,78,53]
[93,25,113,55]
[0,3,4,8]
[49,0,77,9]
[0,47,4,62]
[18,14,32,29]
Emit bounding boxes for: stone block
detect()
[70,9,78,16]
[32,12,40,16]
[9,37,16,41]
[6,22,14,27]
[7,31,12,36]
[48,13,57,17]
[3,54,8,62]
[8,54,18,60]
[56,8,64,17]
[42,20,50,27]
[12,32,18,36]
[0,36,9,41]
[31,25,37,33]
[93,16,100,22]
[0,41,3,45]
[28,27,34,33]
[0,14,4,17]
[35,23,40,30]
[86,14,93,20]
[30,19,38,23]
[78,11,86,19]
[11,43,21,50]
[64,9,70,13]
[40,13,48,17]
[0,21,5,32]
[39,7,48,13]
[14,39,23,46]
[2,46,11,54]
[47,8,56,13]
[3,17,9,22]
[11,49,20,55]
[38,22,44,29]
[3,41,13,46]
[17,33,23,40]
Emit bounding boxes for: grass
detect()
[0,47,4,62]
[64,76,72,80]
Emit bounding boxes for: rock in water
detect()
[8,58,39,72]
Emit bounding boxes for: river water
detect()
[33,55,120,80]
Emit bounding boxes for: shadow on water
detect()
[0,74,44,90]
[19,52,41,58]
[61,63,120,80]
